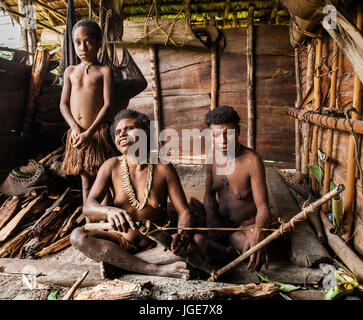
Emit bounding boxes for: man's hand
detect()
[243,228,269,272]
[107,209,136,233]
[171,233,192,256]
[206,216,227,241]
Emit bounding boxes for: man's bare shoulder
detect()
[99,156,121,172]
[155,161,178,177]
[237,147,263,167]
[64,65,77,76]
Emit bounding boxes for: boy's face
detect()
[73,26,101,63]
[210,122,240,156]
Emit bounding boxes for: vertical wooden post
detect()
[247,7,255,149]
[18,0,29,63]
[294,47,302,178]
[149,45,162,151]
[211,43,218,110]
[311,35,322,195]
[88,0,92,20]
[322,40,339,213]
[342,7,363,242]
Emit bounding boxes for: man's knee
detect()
[70,227,88,250]
[193,233,208,252]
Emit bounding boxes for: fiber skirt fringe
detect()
[61,125,116,176]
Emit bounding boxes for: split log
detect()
[59,206,82,238]
[342,8,363,242]
[209,184,344,282]
[30,187,71,233]
[0,227,30,258]
[0,196,20,230]
[267,166,331,267]
[170,283,278,300]
[0,195,42,242]
[74,279,141,300]
[320,212,363,282]
[36,234,71,257]
[62,270,89,300]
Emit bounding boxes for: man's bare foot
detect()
[156,261,190,280]
[99,262,124,279]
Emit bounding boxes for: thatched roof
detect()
[0,0,290,33]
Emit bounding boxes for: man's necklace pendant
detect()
[120,156,153,210]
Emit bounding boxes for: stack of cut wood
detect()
[0,150,83,259]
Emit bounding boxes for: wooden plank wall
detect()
[124,26,296,163]
[298,34,363,256]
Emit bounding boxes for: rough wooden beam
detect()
[247,6,255,149]
[294,47,302,178]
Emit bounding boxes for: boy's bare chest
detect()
[70,69,103,89]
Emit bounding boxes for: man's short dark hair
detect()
[72,19,102,42]
[110,109,150,143]
[204,106,240,127]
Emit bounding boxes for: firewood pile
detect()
[0,146,83,259]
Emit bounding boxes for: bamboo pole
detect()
[208,184,345,281]
[32,0,67,21]
[149,44,162,151]
[288,107,363,135]
[294,47,302,178]
[311,35,322,195]
[322,41,340,213]
[247,7,255,149]
[342,8,363,242]
[301,42,315,177]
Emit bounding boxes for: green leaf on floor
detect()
[256,272,306,293]
[46,290,59,300]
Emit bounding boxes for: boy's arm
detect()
[83,159,136,232]
[85,65,113,136]
[59,67,80,131]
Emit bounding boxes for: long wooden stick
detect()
[247,7,255,149]
[342,8,363,242]
[62,270,89,300]
[322,40,339,213]
[208,184,345,282]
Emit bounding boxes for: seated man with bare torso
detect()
[203,106,273,272]
[70,109,203,279]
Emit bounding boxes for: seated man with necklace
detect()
[203,106,273,271]
[70,109,203,279]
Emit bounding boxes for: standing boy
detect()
[60,20,116,203]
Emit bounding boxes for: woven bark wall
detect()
[298,34,363,256]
